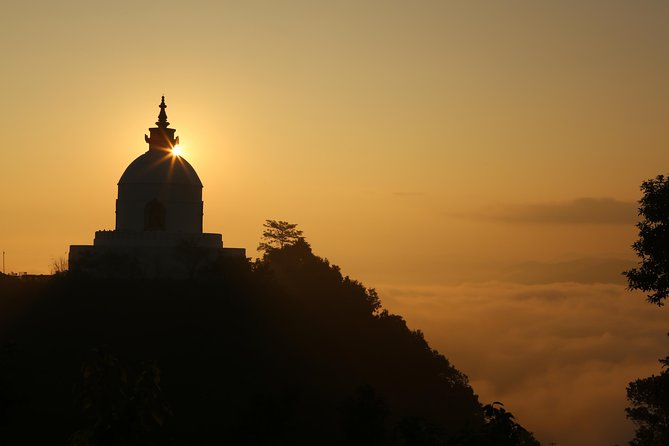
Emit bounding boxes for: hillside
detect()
[0,240,539,445]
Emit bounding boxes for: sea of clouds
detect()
[378,281,669,446]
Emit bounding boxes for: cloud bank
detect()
[377,282,669,446]
[460,197,637,225]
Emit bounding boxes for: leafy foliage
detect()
[481,402,541,446]
[70,350,174,446]
[624,176,669,445]
[624,175,669,305]
[341,384,387,445]
[625,338,669,446]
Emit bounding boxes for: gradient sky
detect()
[2,1,669,444]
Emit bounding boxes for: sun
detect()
[172,144,184,157]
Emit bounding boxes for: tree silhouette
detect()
[624,176,669,445]
[481,402,541,446]
[341,384,387,446]
[625,336,669,446]
[624,175,669,305]
[70,349,174,446]
[0,344,19,428]
[51,256,68,275]
[257,219,304,254]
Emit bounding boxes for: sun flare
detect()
[172,144,184,157]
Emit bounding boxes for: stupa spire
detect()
[145,96,178,150]
[156,95,170,128]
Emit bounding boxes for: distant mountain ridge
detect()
[499,257,634,285]
[417,257,635,286]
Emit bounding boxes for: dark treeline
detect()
[0,232,539,445]
[624,175,669,445]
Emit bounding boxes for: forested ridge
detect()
[0,230,539,445]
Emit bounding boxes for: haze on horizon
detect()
[1,1,669,444]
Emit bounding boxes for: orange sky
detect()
[1,2,669,444]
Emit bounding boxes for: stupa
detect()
[69,97,245,278]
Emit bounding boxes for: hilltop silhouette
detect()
[0,223,539,445]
